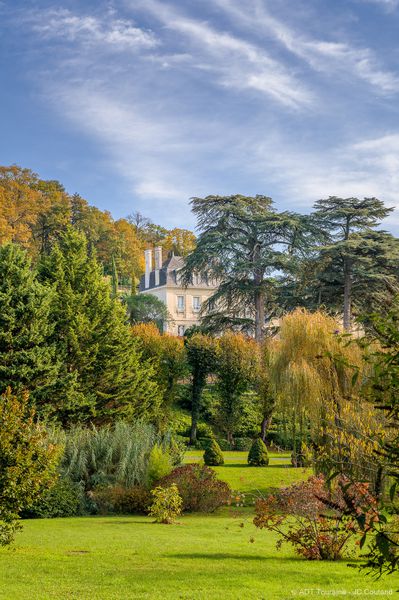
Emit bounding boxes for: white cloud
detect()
[25,8,158,51]
[133,0,314,109]
[213,0,399,93]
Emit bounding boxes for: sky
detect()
[1,0,399,230]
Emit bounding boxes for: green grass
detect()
[1,513,397,600]
[184,450,311,498]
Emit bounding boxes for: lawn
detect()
[0,513,397,600]
[1,451,396,599]
[184,449,311,498]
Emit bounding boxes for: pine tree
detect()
[39,227,161,424]
[111,255,118,298]
[0,243,58,408]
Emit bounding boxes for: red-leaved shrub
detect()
[254,475,379,561]
[156,464,231,512]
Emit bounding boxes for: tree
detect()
[183,195,310,340]
[312,197,397,330]
[0,389,60,545]
[111,254,118,298]
[39,227,161,424]
[255,339,277,442]
[185,333,218,444]
[125,294,170,330]
[0,243,59,409]
[131,323,187,417]
[214,332,258,445]
[270,309,384,488]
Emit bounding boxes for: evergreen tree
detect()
[183,195,311,340]
[111,255,118,299]
[312,197,398,330]
[39,227,161,424]
[0,244,58,407]
[203,439,224,466]
[248,438,269,466]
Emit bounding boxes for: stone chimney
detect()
[144,248,152,289]
[154,246,162,286]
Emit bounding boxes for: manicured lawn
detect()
[1,513,397,600]
[184,450,311,498]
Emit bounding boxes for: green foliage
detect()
[22,477,85,518]
[39,228,161,424]
[248,438,269,466]
[203,439,224,466]
[291,442,312,468]
[149,484,183,524]
[158,464,231,512]
[0,389,60,545]
[91,485,151,515]
[126,294,169,329]
[61,421,156,490]
[185,333,218,444]
[213,332,258,444]
[147,444,173,486]
[183,194,311,339]
[0,244,58,408]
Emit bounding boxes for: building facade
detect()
[138,247,217,335]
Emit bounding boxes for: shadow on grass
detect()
[166,552,269,561]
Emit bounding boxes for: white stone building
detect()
[138,247,217,336]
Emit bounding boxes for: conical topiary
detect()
[203,439,224,466]
[248,438,269,466]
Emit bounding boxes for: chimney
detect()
[154,246,162,286]
[144,248,152,289]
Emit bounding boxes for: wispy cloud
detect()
[213,0,399,93]
[133,0,314,109]
[23,8,158,51]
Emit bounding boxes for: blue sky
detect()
[1,0,399,230]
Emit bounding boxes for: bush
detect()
[22,477,85,519]
[147,444,173,486]
[204,439,224,466]
[234,437,252,451]
[216,438,231,451]
[157,464,231,512]
[248,438,269,466]
[254,475,378,561]
[149,484,182,524]
[91,485,151,515]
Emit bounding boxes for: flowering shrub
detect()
[149,484,182,524]
[254,475,379,561]
[157,464,231,512]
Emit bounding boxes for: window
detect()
[192,296,201,311]
[177,295,185,311]
[177,325,185,337]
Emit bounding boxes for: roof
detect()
[139,255,216,292]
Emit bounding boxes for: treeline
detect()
[0,165,195,284]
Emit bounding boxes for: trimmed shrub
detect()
[149,484,182,524]
[147,444,173,486]
[248,438,269,466]
[157,464,231,512]
[203,439,224,466]
[91,485,151,515]
[22,477,85,519]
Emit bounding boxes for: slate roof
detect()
[139,255,215,291]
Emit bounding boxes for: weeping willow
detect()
[270,308,386,489]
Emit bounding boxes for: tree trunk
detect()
[260,414,272,443]
[254,288,265,342]
[343,258,352,331]
[189,373,203,445]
